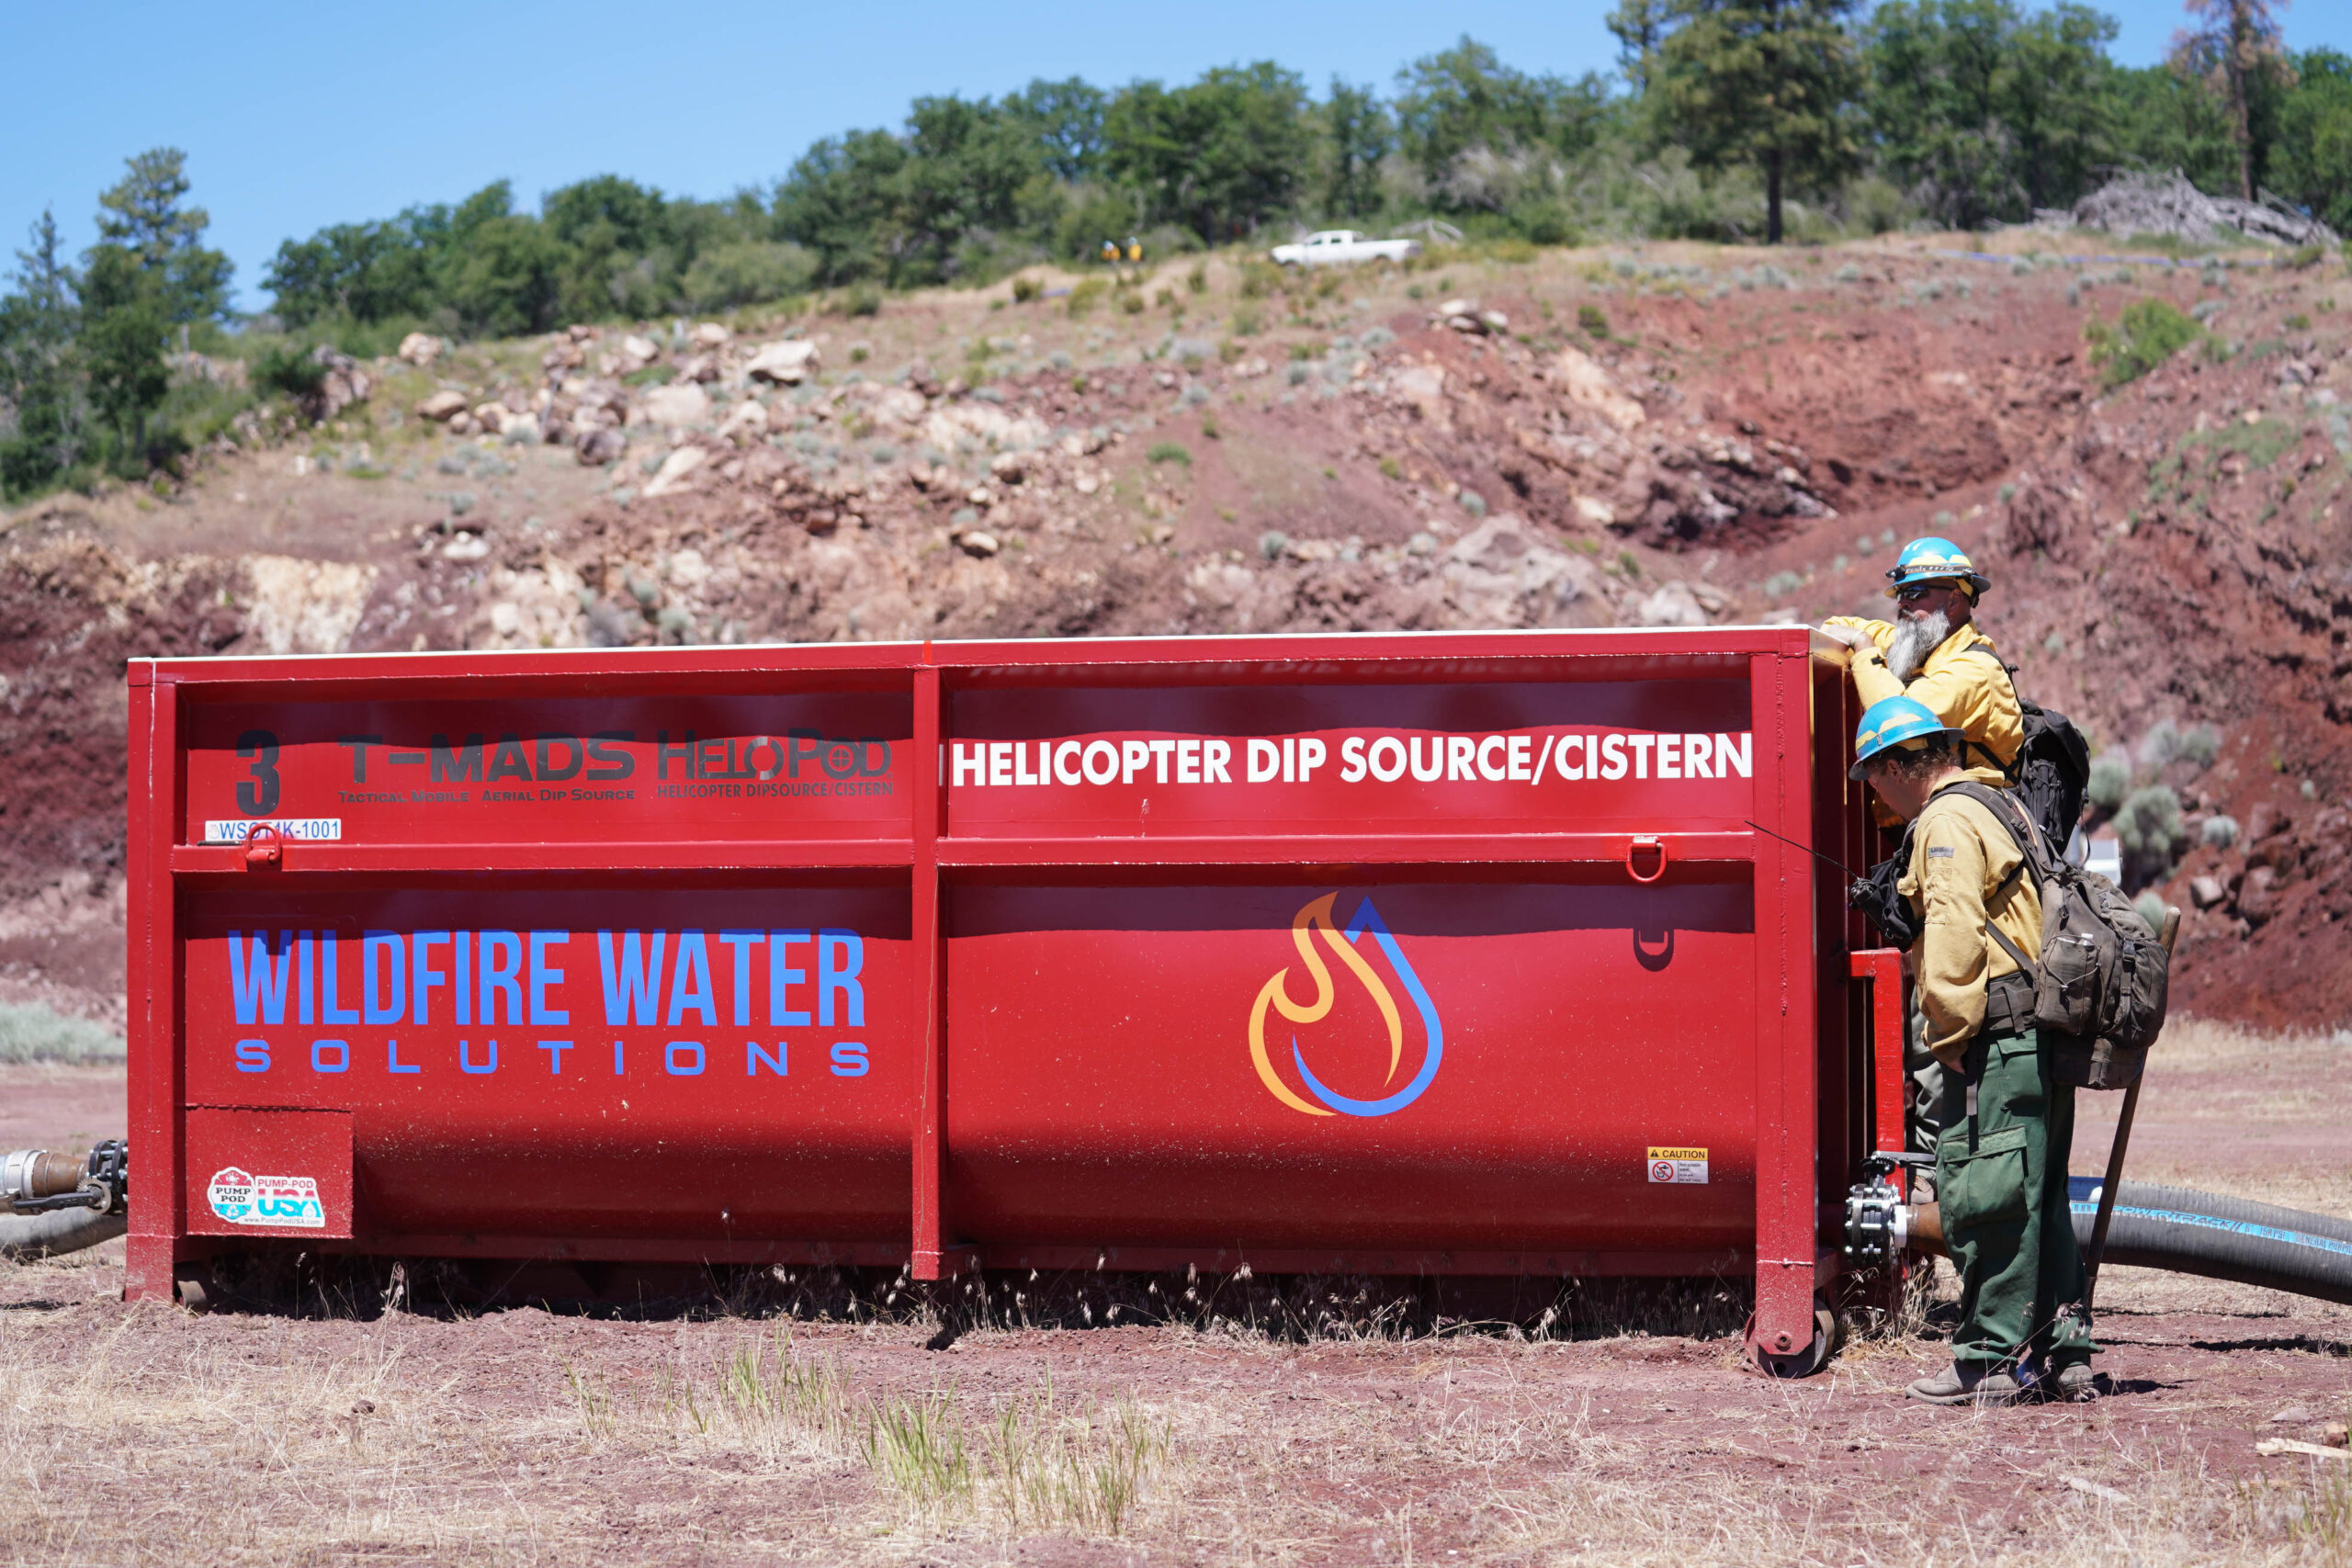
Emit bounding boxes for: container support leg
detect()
[910,664,954,1281]
[124,671,183,1303]
[1747,649,1818,1362]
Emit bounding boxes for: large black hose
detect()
[2066,1178,2352,1305]
[0,1208,126,1261]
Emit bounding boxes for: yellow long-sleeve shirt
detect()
[1900,788,2045,1067]
[1822,616,2023,791]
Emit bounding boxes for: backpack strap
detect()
[1960,645,2026,783]
[1932,781,2046,984]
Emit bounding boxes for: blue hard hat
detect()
[1850,694,1962,780]
[1885,536,1991,598]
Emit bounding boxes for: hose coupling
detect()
[3,1139,129,1216]
[1843,1150,1933,1263]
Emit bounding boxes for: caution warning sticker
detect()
[1647,1146,1709,1185]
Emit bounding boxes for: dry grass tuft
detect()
[555,1324,1175,1536]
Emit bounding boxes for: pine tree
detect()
[94,148,233,325]
[0,209,87,495]
[1654,0,1864,243]
[76,243,169,467]
[1608,0,1673,90]
[2169,0,2292,200]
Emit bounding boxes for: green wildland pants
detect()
[1934,1023,2097,1372]
[1905,996,1945,1171]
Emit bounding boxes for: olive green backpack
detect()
[1945,781,2172,1089]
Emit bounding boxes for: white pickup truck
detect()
[1268,230,1421,268]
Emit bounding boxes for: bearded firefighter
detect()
[1819,537,2026,1190]
[1817,536,2021,790]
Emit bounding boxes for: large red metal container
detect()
[125,628,1898,1362]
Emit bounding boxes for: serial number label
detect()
[203,818,343,844]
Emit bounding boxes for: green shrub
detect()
[2112,784,2187,882]
[2133,891,2170,930]
[1067,277,1108,316]
[1506,201,1577,247]
[0,1002,124,1064]
[1238,261,1283,299]
[1186,261,1207,294]
[1840,175,1914,237]
[2085,299,2201,389]
[2086,752,2132,814]
[839,282,883,318]
[253,344,327,400]
[1147,441,1192,466]
[157,374,259,455]
[1012,275,1043,304]
[681,241,817,311]
[2200,814,2239,848]
[622,365,675,387]
[1577,303,1609,337]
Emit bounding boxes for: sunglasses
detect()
[1894,582,1952,603]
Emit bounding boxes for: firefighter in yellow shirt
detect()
[1822,536,2024,1176]
[1851,694,2096,1406]
[1819,536,2021,790]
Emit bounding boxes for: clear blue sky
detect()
[5,0,2342,310]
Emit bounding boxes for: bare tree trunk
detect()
[1767,149,1785,245]
[2230,0,2255,201]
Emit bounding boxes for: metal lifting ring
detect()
[243,822,283,869]
[1626,835,1667,884]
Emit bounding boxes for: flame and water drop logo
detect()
[1249,894,1443,1118]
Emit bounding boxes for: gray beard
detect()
[1887,607,1951,682]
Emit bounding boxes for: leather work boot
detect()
[2050,1361,2100,1402]
[1907,1362,2025,1405]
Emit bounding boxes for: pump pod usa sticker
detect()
[1646,1146,1709,1185]
[207,1167,327,1228]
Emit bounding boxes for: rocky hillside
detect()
[3,236,2346,1029]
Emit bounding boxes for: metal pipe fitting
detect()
[2,1146,93,1203]
[3,1141,129,1216]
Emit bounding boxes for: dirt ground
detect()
[6,1016,2350,1565]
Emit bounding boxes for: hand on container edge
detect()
[1817,623,1875,652]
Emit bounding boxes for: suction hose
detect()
[0,1207,126,1260]
[2062,1178,2352,1306]
[1,1142,130,1262]
[1878,1180,2352,1305]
